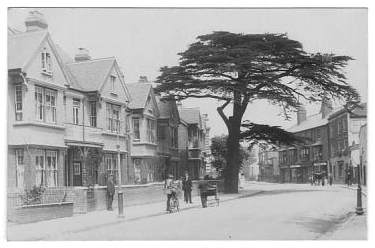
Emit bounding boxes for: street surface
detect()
[40,182,366,240]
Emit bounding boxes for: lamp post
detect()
[355,164,364,215]
[116,115,124,218]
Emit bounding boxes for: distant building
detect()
[258,149,279,182]
[241,145,259,181]
[126,79,160,184]
[178,106,207,179]
[328,103,367,184]
[279,100,332,183]
[155,94,181,179]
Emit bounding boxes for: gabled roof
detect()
[66,57,116,91]
[8,30,48,70]
[126,83,153,109]
[179,108,201,127]
[328,103,367,120]
[156,95,180,120]
[8,27,22,35]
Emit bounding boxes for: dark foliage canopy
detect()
[155,31,359,148]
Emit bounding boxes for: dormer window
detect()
[41,48,52,74]
[110,76,116,91]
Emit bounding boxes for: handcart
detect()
[199,179,220,207]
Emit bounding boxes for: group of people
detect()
[105,172,215,213]
[310,173,333,186]
[164,173,216,212]
[164,173,194,212]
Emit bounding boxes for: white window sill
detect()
[102,131,126,137]
[41,70,53,76]
[133,142,157,146]
[13,121,65,130]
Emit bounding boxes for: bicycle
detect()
[168,191,180,213]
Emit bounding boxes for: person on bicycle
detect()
[165,174,177,212]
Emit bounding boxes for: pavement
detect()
[7,181,367,240]
[7,186,262,241]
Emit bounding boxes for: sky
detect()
[7,8,368,137]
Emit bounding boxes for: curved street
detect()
[42,183,366,240]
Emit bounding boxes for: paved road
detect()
[49,183,366,240]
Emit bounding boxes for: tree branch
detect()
[217,99,231,129]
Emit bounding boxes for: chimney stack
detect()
[320,98,333,119]
[25,10,48,32]
[74,48,91,62]
[297,105,307,125]
[138,76,149,83]
[176,101,182,111]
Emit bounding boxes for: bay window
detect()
[105,153,118,183]
[15,149,24,188]
[35,149,58,187]
[106,103,121,133]
[133,118,140,140]
[146,118,156,143]
[73,99,80,125]
[89,101,97,127]
[35,86,57,123]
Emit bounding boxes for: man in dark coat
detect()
[106,175,115,211]
[182,173,193,204]
[198,175,210,208]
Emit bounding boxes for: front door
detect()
[73,161,82,186]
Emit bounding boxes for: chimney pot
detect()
[74,48,91,62]
[138,76,148,83]
[25,10,48,32]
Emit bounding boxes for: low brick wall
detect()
[8,202,73,224]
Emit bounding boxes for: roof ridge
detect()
[67,56,116,65]
[8,29,47,38]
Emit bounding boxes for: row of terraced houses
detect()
[257,100,367,185]
[7,11,211,217]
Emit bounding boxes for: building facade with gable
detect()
[328,103,367,184]
[126,78,161,184]
[278,101,332,183]
[178,106,207,179]
[8,11,132,214]
[156,95,181,179]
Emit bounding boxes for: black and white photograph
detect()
[4,5,370,242]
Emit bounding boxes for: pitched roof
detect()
[328,103,367,120]
[66,58,115,91]
[287,113,328,133]
[156,96,171,118]
[179,108,201,125]
[126,83,152,109]
[8,30,48,70]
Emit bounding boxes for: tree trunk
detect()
[223,127,241,193]
[223,91,243,193]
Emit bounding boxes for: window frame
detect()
[89,101,97,127]
[41,48,52,74]
[106,103,121,133]
[15,84,23,121]
[73,99,80,125]
[110,75,116,92]
[132,118,140,141]
[15,149,25,188]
